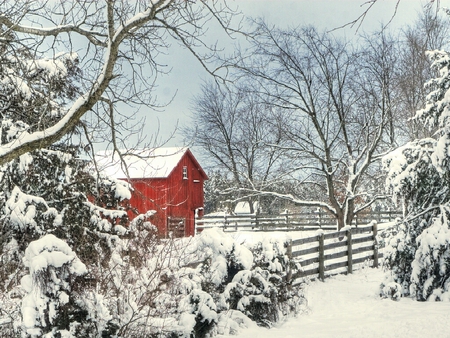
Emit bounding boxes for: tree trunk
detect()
[248,198,255,214]
[336,202,355,230]
[336,209,345,230]
[345,199,355,228]
[337,216,345,230]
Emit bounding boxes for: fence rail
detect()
[287,222,380,282]
[195,210,401,234]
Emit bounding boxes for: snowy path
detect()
[227,268,450,338]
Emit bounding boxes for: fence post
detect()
[224,214,228,231]
[318,209,323,229]
[286,240,293,286]
[318,232,325,281]
[347,229,353,274]
[286,239,293,259]
[195,216,199,235]
[373,222,379,268]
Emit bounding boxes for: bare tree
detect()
[225,23,393,229]
[187,82,287,213]
[0,0,239,165]
[357,28,399,147]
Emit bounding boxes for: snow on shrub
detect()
[179,229,305,335]
[410,208,450,300]
[20,234,94,337]
[223,267,280,327]
[380,221,418,296]
[180,289,218,337]
[382,48,450,301]
[380,281,402,301]
[13,225,304,337]
[196,228,253,288]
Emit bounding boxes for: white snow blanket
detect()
[226,268,450,338]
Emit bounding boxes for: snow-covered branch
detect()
[0,0,237,165]
[0,14,108,46]
[231,187,337,216]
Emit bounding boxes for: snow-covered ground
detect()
[224,267,450,338]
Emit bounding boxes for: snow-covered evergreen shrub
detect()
[410,208,450,300]
[0,149,126,258]
[184,229,305,334]
[249,238,303,317]
[0,147,134,337]
[181,289,218,337]
[382,49,450,300]
[380,221,417,294]
[0,146,130,285]
[220,236,302,327]
[223,268,280,327]
[20,234,94,337]
[380,281,402,301]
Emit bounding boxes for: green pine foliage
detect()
[383,49,450,300]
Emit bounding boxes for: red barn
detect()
[97,147,208,237]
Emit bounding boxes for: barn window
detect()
[183,166,188,179]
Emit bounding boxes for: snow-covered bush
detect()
[380,221,418,295]
[181,229,305,335]
[382,49,450,300]
[223,268,280,327]
[0,147,130,280]
[410,208,450,300]
[0,147,135,337]
[181,289,218,337]
[380,281,402,301]
[234,237,303,325]
[20,234,93,337]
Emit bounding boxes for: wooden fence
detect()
[195,210,401,234]
[287,222,380,282]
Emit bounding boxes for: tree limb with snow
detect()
[0,0,239,165]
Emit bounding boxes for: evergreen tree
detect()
[0,29,132,331]
[383,49,450,300]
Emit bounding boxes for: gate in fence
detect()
[167,217,186,238]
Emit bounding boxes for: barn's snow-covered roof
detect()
[95,147,188,179]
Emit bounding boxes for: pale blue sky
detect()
[141,0,444,148]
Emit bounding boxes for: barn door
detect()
[167,217,185,238]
